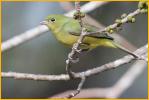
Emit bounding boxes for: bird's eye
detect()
[50,18,56,23]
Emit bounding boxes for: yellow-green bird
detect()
[41,14,139,58]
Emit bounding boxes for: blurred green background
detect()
[2,2,147,98]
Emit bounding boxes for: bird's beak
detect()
[40,20,48,25]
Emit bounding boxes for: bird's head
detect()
[41,14,71,31]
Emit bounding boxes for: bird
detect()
[41,14,140,59]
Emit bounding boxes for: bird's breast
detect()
[54,31,78,46]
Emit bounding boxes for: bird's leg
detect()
[76,43,90,53]
[69,43,89,63]
[68,52,79,63]
[113,42,144,60]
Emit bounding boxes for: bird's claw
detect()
[68,53,80,63]
[75,49,83,53]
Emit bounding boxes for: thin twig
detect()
[66,75,86,98]
[65,2,88,98]
[66,2,86,77]
[50,60,147,98]
[2,44,147,81]
[86,9,142,35]
[50,88,109,98]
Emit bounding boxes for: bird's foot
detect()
[68,53,80,63]
[75,49,82,53]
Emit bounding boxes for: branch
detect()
[50,60,147,98]
[65,2,87,98]
[2,1,104,52]
[105,60,147,98]
[2,25,48,52]
[86,8,143,35]
[65,1,109,17]
[51,88,110,98]
[65,1,86,77]
[2,44,147,81]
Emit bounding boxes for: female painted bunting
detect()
[41,14,139,58]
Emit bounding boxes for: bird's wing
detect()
[68,23,114,40]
